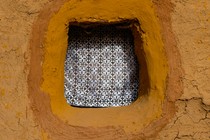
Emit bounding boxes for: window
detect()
[64,24,139,107]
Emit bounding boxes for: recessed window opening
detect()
[64,23,139,108]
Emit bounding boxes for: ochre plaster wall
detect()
[40,0,167,133]
[0,0,209,140]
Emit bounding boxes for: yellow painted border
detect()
[41,0,167,133]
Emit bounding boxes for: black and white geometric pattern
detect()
[64,26,139,107]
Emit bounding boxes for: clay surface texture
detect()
[0,0,209,140]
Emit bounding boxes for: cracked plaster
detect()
[0,0,209,139]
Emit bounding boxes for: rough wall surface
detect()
[0,0,209,140]
[158,0,210,139]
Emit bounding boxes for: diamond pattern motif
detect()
[64,26,139,107]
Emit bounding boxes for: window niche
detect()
[64,22,140,108]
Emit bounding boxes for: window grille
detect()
[64,25,139,107]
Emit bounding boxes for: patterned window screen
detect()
[64,25,139,107]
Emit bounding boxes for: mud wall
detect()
[0,0,209,140]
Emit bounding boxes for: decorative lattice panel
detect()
[64,25,139,107]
